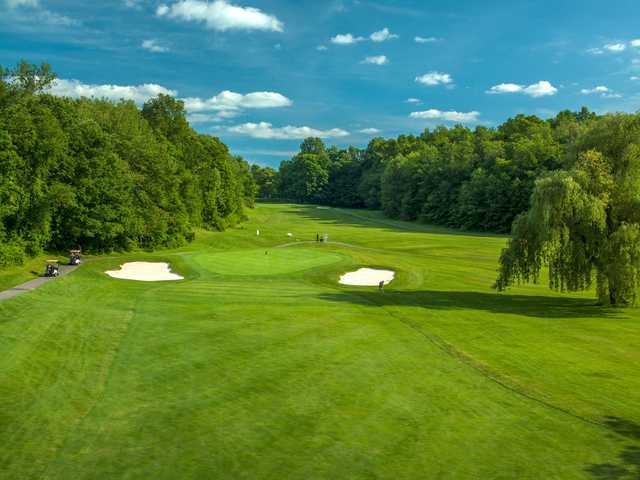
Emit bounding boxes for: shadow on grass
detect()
[318,289,618,319]
[586,417,640,479]
[280,204,505,239]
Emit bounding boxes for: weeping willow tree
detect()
[496,114,640,306]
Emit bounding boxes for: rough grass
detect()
[0,203,638,479]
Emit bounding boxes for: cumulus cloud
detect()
[604,43,626,52]
[580,85,621,98]
[522,81,558,97]
[361,55,388,65]
[228,122,349,139]
[410,109,479,123]
[486,80,557,98]
[124,0,142,8]
[631,39,640,47]
[5,0,78,25]
[486,83,523,94]
[359,128,380,134]
[330,33,364,45]
[6,0,38,7]
[142,39,169,53]
[316,45,327,51]
[580,85,610,95]
[47,79,176,103]
[370,27,398,42]
[156,0,283,32]
[414,36,438,43]
[415,72,452,86]
[405,98,421,103]
[589,42,628,54]
[187,111,239,123]
[182,90,292,112]
[631,76,640,80]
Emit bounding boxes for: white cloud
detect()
[330,33,364,45]
[47,81,292,122]
[410,109,479,123]
[604,43,626,52]
[228,122,349,139]
[187,111,239,123]
[156,0,283,32]
[486,83,523,94]
[316,45,327,51]
[182,90,292,112]
[142,39,169,53]
[5,0,78,25]
[405,97,420,103]
[6,0,38,7]
[47,79,176,103]
[580,85,610,95]
[486,80,557,98]
[631,39,640,47]
[523,80,558,97]
[361,55,388,65]
[580,85,621,98]
[414,36,438,43]
[124,0,142,8]
[586,47,603,55]
[415,72,452,86]
[631,76,640,80]
[359,128,380,134]
[370,27,398,42]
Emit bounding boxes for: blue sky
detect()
[1,0,640,167]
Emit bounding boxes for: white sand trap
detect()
[339,268,395,286]
[105,262,183,282]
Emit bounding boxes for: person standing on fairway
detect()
[379,280,385,292]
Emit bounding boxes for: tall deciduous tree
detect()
[496,114,640,305]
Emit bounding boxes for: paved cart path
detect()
[0,265,80,302]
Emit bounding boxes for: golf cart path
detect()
[0,265,79,302]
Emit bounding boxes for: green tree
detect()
[496,114,640,305]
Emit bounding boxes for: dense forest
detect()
[0,62,255,267]
[252,108,605,233]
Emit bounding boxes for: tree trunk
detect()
[609,286,618,306]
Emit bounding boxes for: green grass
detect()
[1,203,639,479]
[0,254,55,291]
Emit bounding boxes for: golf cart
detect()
[69,249,82,266]
[44,260,60,278]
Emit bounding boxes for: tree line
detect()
[252,109,598,233]
[253,109,640,305]
[0,61,255,267]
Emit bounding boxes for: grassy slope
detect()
[0,203,638,479]
[0,254,55,291]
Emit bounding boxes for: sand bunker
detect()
[339,268,395,286]
[105,262,183,282]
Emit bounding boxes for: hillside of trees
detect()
[0,62,255,267]
[252,108,606,233]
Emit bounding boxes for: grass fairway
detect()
[1,203,639,479]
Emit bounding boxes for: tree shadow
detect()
[318,289,619,319]
[586,417,640,479]
[279,204,505,239]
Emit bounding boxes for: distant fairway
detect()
[0,204,639,479]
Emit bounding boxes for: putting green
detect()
[187,246,345,276]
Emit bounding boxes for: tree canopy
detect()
[496,114,640,305]
[0,61,255,267]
